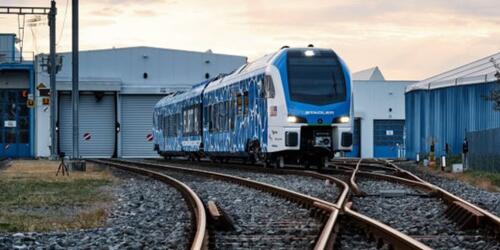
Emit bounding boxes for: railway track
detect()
[333,159,500,249]
[92,159,339,249]
[91,158,430,250]
[87,159,208,250]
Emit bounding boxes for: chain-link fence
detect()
[467,127,500,172]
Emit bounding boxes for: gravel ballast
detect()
[0,170,192,249]
[145,160,341,204]
[159,169,324,249]
[399,162,500,217]
[336,218,383,250]
[353,177,500,250]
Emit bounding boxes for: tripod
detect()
[56,152,69,176]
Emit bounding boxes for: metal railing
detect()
[0,51,34,63]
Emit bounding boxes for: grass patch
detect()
[420,166,500,192]
[0,160,116,232]
[461,171,500,190]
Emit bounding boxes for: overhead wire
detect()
[56,0,70,47]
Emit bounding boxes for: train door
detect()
[373,119,405,158]
[0,90,30,158]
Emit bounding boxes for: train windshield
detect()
[287,49,346,105]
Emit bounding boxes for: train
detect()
[152,46,353,168]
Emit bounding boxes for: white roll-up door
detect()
[58,93,116,158]
[120,95,164,158]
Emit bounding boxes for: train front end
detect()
[265,47,353,167]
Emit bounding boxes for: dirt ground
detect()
[0,160,117,232]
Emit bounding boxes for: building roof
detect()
[406,51,500,92]
[352,66,385,81]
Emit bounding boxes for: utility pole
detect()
[49,1,57,159]
[0,2,58,159]
[72,0,79,160]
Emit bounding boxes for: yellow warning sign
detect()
[27,99,35,108]
[36,83,47,90]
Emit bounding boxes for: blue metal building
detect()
[0,34,35,158]
[405,52,500,159]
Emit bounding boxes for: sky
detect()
[1,0,499,80]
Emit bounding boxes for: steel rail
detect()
[382,160,500,236]
[87,159,208,250]
[145,158,353,248]
[104,158,341,250]
[343,203,432,250]
[349,159,500,240]
[349,159,363,195]
[125,158,436,249]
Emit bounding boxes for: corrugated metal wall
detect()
[120,95,164,158]
[406,81,500,159]
[59,93,116,158]
[467,128,500,172]
[0,34,15,62]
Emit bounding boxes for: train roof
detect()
[154,82,206,109]
[154,47,340,108]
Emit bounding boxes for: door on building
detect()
[373,119,405,158]
[346,118,361,157]
[58,92,116,158]
[120,95,164,158]
[0,90,30,158]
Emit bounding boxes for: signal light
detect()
[42,98,50,105]
[22,90,28,98]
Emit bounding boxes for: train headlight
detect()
[287,116,298,123]
[339,116,350,123]
[304,50,315,57]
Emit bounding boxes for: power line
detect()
[56,0,69,47]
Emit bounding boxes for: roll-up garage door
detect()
[373,119,405,158]
[120,95,164,158]
[58,92,116,158]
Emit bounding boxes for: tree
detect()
[484,58,500,111]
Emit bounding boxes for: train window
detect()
[197,105,203,134]
[218,102,223,131]
[183,110,188,134]
[208,105,213,132]
[213,104,219,132]
[243,91,249,115]
[175,113,180,136]
[237,94,243,115]
[230,99,235,130]
[173,115,177,136]
[225,101,230,131]
[287,49,346,105]
[159,114,163,132]
[263,75,275,98]
[163,115,168,137]
[193,106,198,135]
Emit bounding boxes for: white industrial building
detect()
[350,67,417,158]
[35,47,246,158]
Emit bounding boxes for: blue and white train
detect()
[153,46,353,168]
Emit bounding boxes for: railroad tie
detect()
[444,200,484,230]
[207,200,234,231]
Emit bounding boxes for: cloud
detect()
[1,0,499,80]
